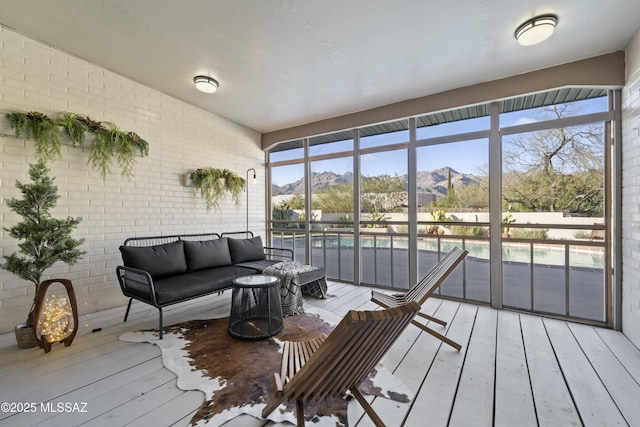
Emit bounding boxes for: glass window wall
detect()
[501,115,606,322]
[267,90,613,326]
[360,149,408,289]
[417,138,490,303]
[270,163,305,261]
[309,156,355,281]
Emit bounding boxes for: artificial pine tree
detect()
[2,161,85,327]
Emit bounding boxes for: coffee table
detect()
[228,274,283,340]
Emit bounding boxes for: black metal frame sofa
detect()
[116,232,292,338]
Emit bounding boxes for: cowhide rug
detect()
[119,306,411,427]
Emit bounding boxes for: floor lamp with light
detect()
[246,168,257,236]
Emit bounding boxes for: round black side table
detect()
[228,274,283,340]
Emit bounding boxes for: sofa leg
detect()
[124,298,133,322]
[158,308,164,339]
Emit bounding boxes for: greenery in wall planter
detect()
[6,111,150,178]
[7,111,64,161]
[190,168,246,210]
[57,112,88,148]
[74,115,149,178]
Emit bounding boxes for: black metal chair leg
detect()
[158,307,163,339]
[124,298,133,321]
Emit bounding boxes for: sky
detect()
[271,97,608,186]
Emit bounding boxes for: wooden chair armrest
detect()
[276,334,328,390]
[371,290,406,308]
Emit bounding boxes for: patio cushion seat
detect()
[153,266,257,305]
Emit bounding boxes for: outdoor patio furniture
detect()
[262,260,327,316]
[116,233,291,338]
[262,301,421,427]
[371,246,468,351]
[228,274,283,340]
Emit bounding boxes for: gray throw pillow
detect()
[228,236,266,264]
[119,240,187,279]
[183,238,232,271]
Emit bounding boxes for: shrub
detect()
[510,228,548,239]
[450,225,487,236]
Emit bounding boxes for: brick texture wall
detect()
[0,26,265,333]
[622,29,640,348]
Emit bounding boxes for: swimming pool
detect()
[278,234,605,269]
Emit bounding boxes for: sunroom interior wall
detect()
[0,26,264,333]
[622,28,640,348]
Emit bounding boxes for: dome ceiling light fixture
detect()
[194,75,219,93]
[515,14,558,46]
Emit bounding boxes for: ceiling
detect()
[1,1,639,134]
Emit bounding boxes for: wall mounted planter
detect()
[188,168,245,210]
[5,111,149,178]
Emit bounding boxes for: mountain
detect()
[272,167,481,197]
[416,167,482,196]
[272,171,354,195]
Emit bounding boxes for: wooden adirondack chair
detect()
[262,301,421,427]
[371,247,468,350]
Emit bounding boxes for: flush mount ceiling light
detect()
[193,75,219,93]
[515,14,558,46]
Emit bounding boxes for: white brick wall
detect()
[0,26,266,333]
[622,29,640,348]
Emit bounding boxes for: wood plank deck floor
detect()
[1,281,639,427]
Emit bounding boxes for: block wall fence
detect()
[622,29,640,348]
[0,26,266,333]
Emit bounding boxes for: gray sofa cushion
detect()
[153,266,257,305]
[228,236,267,263]
[183,238,232,271]
[234,259,281,272]
[119,240,187,279]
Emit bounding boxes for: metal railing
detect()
[270,221,607,324]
